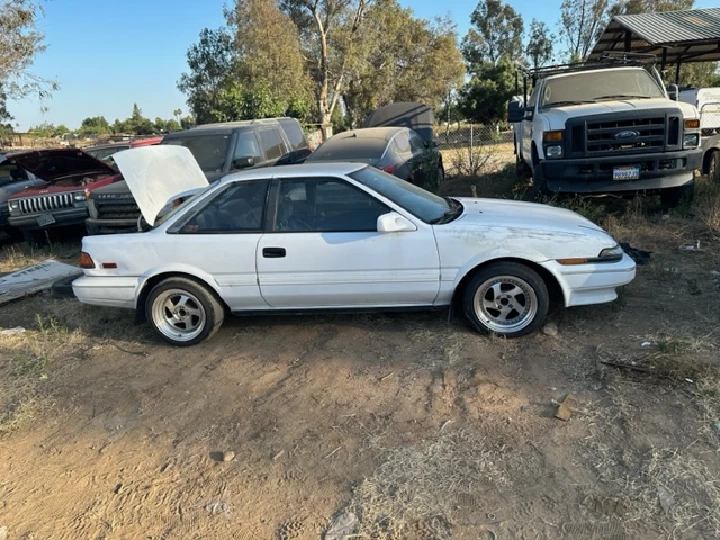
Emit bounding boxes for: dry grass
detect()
[440,143,514,178]
[346,430,507,539]
[0,241,80,273]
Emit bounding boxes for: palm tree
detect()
[173,108,182,127]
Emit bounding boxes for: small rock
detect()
[591,381,604,391]
[114,483,124,495]
[640,341,651,348]
[0,526,7,540]
[711,270,720,277]
[324,511,358,540]
[711,421,720,435]
[542,323,559,336]
[657,486,675,513]
[555,394,579,422]
[205,501,232,515]
[222,451,235,462]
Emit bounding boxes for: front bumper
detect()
[539,149,703,193]
[85,217,138,235]
[72,275,139,309]
[8,207,88,230]
[544,252,637,307]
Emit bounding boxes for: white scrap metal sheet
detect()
[113,145,209,224]
[0,260,82,305]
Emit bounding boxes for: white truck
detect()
[509,60,703,207]
[678,87,720,183]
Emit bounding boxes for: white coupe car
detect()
[72,146,636,346]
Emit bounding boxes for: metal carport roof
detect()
[589,8,720,70]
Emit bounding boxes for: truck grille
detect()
[94,197,141,219]
[568,113,681,157]
[18,194,74,215]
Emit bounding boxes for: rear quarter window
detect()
[278,119,308,150]
[259,129,287,161]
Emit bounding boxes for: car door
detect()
[257,127,289,167]
[256,175,441,308]
[164,179,271,310]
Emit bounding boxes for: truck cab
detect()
[678,87,720,183]
[509,61,702,207]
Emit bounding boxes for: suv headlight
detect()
[73,190,88,202]
[8,200,20,215]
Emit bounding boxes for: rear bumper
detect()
[539,149,703,193]
[545,253,637,307]
[8,207,88,230]
[85,217,138,235]
[72,275,139,309]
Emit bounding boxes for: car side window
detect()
[393,131,411,154]
[233,131,263,167]
[178,180,269,234]
[274,178,389,233]
[259,128,286,161]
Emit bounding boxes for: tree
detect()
[124,103,155,135]
[559,0,610,61]
[225,0,311,112]
[609,0,692,15]
[458,59,516,125]
[0,1,57,108]
[342,1,465,125]
[180,116,196,130]
[462,0,523,71]
[79,116,110,135]
[526,19,554,69]
[166,119,181,132]
[177,28,234,124]
[173,108,182,126]
[281,0,372,125]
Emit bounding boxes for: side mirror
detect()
[507,102,526,123]
[667,83,678,101]
[232,156,255,170]
[276,148,312,165]
[377,212,417,233]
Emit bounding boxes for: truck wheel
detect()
[145,277,225,346]
[532,169,551,196]
[710,151,720,183]
[660,183,695,208]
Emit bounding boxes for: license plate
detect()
[612,166,640,181]
[36,214,56,227]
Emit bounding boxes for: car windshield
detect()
[163,135,230,172]
[540,69,664,109]
[349,166,459,224]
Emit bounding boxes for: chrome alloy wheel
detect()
[151,289,207,342]
[473,275,538,334]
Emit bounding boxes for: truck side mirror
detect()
[667,84,678,101]
[507,101,525,123]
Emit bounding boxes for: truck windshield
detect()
[541,69,664,109]
[163,135,230,172]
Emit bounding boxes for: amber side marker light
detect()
[557,258,589,265]
[79,252,95,269]
[684,118,700,129]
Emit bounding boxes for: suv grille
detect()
[94,197,141,219]
[586,117,666,154]
[19,194,74,215]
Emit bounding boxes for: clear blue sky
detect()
[8,0,717,130]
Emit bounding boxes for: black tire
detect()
[660,182,695,208]
[530,146,551,197]
[461,262,549,338]
[710,150,720,183]
[145,277,225,346]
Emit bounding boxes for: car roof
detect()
[217,162,368,184]
[165,118,294,137]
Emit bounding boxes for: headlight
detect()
[683,133,699,148]
[597,244,624,261]
[73,191,87,202]
[8,200,19,210]
[546,145,563,158]
[558,244,624,265]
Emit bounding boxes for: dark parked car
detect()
[85,117,311,235]
[306,102,443,190]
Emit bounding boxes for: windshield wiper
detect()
[430,197,463,225]
[594,94,652,100]
[543,100,597,108]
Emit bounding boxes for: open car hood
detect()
[0,149,117,182]
[112,145,209,224]
[363,101,434,145]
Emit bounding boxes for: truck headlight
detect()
[546,145,563,158]
[683,133,699,148]
[73,191,88,202]
[8,200,19,211]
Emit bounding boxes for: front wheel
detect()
[462,262,549,338]
[145,277,225,346]
[709,150,720,183]
[659,183,694,208]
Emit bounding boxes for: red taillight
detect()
[382,164,395,174]
[101,262,117,269]
[79,252,95,269]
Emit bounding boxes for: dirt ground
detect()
[1,169,719,540]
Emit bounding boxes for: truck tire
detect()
[710,150,720,183]
[660,183,695,208]
[530,146,551,197]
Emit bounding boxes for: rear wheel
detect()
[709,150,720,183]
[145,277,225,346]
[660,183,695,208]
[462,262,549,338]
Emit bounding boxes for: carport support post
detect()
[623,30,631,55]
[661,47,667,74]
[675,58,682,84]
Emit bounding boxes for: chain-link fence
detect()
[700,106,720,141]
[435,125,516,178]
